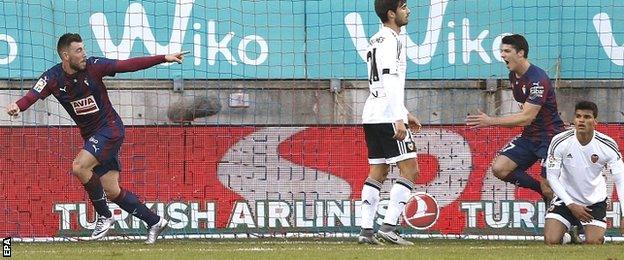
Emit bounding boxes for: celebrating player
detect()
[544,101,624,245]
[5,33,187,244]
[358,0,421,246]
[466,34,565,203]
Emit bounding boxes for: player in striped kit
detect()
[544,101,624,244]
[466,34,565,203]
[5,33,187,244]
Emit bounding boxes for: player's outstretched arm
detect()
[7,90,39,117]
[113,51,189,73]
[466,103,540,128]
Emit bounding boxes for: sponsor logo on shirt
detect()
[529,82,544,99]
[33,77,47,92]
[71,95,99,115]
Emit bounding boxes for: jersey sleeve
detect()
[376,38,399,76]
[377,38,406,121]
[546,135,576,205]
[15,72,55,111]
[89,57,118,77]
[605,137,624,176]
[525,77,549,106]
[546,138,564,172]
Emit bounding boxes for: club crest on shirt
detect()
[591,154,599,163]
[33,77,47,92]
[71,95,99,115]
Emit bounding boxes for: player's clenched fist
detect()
[6,102,20,117]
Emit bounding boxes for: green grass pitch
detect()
[10,238,624,260]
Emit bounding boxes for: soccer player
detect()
[544,101,624,245]
[5,33,186,244]
[358,0,421,246]
[466,34,565,202]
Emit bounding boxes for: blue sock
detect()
[503,169,542,194]
[83,175,112,218]
[112,188,160,226]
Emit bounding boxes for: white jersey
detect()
[546,129,624,206]
[362,26,408,124]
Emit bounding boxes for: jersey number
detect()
[367,48,380,85]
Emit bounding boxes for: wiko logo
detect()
[89,0,268,66]
[594,13,624,66]
[345,0,510,65]
[89,0,193,61]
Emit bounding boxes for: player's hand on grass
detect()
[466,109,492,128]
[393,120,407,141]
[6,102,20,117]
[407,113,422,133]
[567,203,593,223]
[165,51,190,64]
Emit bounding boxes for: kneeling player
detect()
[544,101,624,244]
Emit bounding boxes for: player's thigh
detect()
[71,149,100,183]
[88,133,124,176]
[494,137,536,177]
[583,200,608,244]
[545,197,579,231]
[362,124,387,164]
[100,170,121,198]
[491,155,518,177]
[368,164,390,182]
[543,218,567,244]
[583,225,606,244]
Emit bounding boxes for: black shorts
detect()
[545,196,607,229]
[363,123,417,164]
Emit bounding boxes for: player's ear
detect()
[518,49,525,58]
[387,9,395,20]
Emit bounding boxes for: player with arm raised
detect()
[544,101,624,244]
[5,33,187,244]
[358,0,421,246]
[466,34,565,203]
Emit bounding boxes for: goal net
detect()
[1,0,623,242]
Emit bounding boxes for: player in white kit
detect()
[544,101,624,244]
[358,0,422,246]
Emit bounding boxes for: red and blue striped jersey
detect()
[509,64,565,143]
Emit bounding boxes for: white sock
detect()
[382,177,414,226]
[360,178,382,230]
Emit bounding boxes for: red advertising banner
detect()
[1,125,622,238]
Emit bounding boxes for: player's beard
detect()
[396,15,408,27]
[70,61,86,72]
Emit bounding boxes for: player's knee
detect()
[401,167,419,182]
[584,238,603,245]
[103,185,121,199]
[543,235,561,245]
[71,160,88,176]
[491,164,509,180]
[379,173,389,182]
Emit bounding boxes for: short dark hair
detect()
[57,33,83,58]
[501,34,529,58]
[575,100,598,118]
[375,0,405,23]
